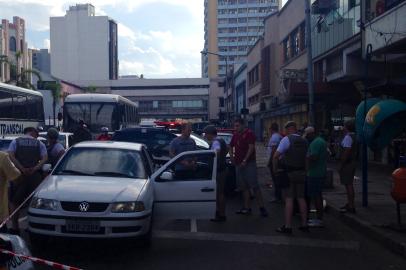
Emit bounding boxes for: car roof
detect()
[39,132,73,136]
[73,141,144,151]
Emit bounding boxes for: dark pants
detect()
[267,157,282,200]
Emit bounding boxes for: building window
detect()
[219,97,225,107]
[9,37,17,52]
[153,101,159,109]
[248,64,260,88]
[172,100,204,108]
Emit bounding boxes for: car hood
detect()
[36,175,147,202]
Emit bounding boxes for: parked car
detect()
[39,132,74,149]
[0,233,35,270]
[0,137,15,151]
[27,141,217,245]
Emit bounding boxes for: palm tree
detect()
[83,85,97,93]
[2,52,42,89]
[41,81,62,124]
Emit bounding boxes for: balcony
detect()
[365,0,406,55]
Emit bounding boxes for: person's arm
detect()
[241,144,254,166]
[340,136,352,170]
[33,142,48,172]
[273,151,281,172]
[169,140,176,158]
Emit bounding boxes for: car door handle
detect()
[201,187,214,192]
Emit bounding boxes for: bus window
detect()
[13,95,28,120]
[64,103,91,132]
[0,90,13,118]
[90,103,115,132]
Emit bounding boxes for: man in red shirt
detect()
[97,127,112,141]
[230,118,268,217]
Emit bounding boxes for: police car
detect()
[27,141,217,245]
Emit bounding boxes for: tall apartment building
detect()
[31,48,51,74]
[0,16,30,82]
[50,4,118,82]
[202,0,279,78]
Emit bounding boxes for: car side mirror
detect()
[158,171,173,182]
[42,164,52,172]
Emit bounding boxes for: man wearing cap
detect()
[273,121,308,234]
[204,125,228,222]
[230,118,268,217]
[46,128,65,168]
[8,127,48,234]
[304,127,327,227]
[97,127,112,141]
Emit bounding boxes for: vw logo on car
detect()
[79,202,90,212]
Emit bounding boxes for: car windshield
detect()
[0,139,12,151]
[54,147,146,179]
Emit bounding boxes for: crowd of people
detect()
[201,118,358,234]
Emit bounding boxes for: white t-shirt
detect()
[267,133,282,156]
[341,133,354,148]
[276,134,301,154]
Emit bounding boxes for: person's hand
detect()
[21,168,30,176]
[241,160,247,167]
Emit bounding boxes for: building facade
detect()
[72,78,211,121]
[50,4,118,82]
[0,16,30,83]
[202,0,279,78]
[31,48,51,74]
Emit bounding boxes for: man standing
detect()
[273,121,308,234]
[204,125,228,222]
[0,151,21,233]
[267,123,283,201]
[8,127,48,234]
[305,127,327,227]
[97,127,112,141]
[339,120,358,213]
[73,119,92,144]
[169,122,197,157]
[46,128,65,168]
[230,118,268,217]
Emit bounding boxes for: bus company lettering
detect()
[0,123,24,135]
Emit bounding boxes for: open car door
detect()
[152,150,217,220]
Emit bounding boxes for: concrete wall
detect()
[50,5,112,82]
[247,38,263,114]
[209,78,224,120]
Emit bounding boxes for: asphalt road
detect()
[19,168,406,270]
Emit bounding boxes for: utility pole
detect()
[305,0,315,126]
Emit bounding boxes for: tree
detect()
[83,85,97,93]
[1,52,42,89]
[42,81,62,125]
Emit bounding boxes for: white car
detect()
[27,141,217,244]
[39,132,73,149]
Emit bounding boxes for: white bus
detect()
[62,94,139,134]
[0,82,45,136]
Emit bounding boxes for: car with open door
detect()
[27,141,216,246]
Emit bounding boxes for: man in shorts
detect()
[339,120,358,213]
[304,127,327,227]
[267,123,283,201]
[230,118,268,217]
[273,121,308,234]
[204,125,228,222]
[8,127,48,234]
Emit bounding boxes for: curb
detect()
[327,203,406,258]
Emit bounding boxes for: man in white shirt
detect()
[339,121,358,213]
[267,123,283,201]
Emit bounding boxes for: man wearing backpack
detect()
[273,121,308,234]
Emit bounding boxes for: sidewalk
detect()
[255,143,406,257]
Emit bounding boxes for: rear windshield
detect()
[113,130,176,149]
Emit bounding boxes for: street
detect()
[19,168,406,270]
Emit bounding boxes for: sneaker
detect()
[276,225,292,234]
[259,207,268,217]
[308,219,324,228]
[236,208,252,215]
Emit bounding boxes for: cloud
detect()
[43,39,50,50]
[118,23,136,41]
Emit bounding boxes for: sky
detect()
[0,0,205,78]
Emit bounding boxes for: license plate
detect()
[65,220,100,233]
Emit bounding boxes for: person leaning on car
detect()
[7,127,48,234]
[203,125,228,222]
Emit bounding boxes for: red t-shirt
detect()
[97,134,112,141]
[230,128,256,165]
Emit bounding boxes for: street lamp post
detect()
[305,0,315,126]
[201,50,229,124]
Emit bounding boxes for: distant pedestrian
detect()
[304,127,327,227]
[97,127,112,141]
[7,127,48,234]
[230,118,268,217]
[0,151,21,233]
[273,121,308,234]
[267,123,283,202]
[72,119,92,145]
[339,120,358,213]
[204,125,228,222]
[46,128,65,168]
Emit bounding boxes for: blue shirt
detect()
[8,135,47,158]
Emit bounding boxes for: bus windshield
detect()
[64,103,118,133]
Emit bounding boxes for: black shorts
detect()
[11,172,43,206]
